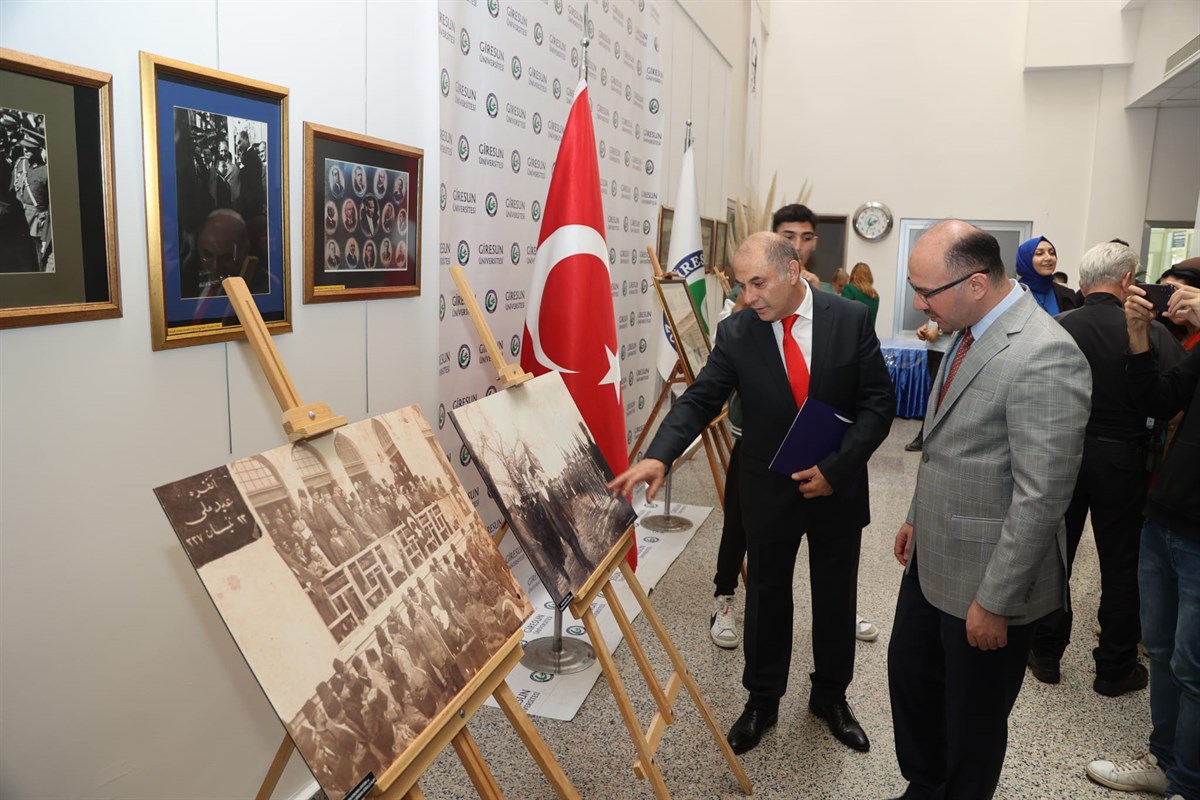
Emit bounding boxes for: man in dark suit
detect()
[610,232,895,754]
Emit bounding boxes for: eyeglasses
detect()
[909,270,986,302]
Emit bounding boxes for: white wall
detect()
[1146,107,1200,222]
[758,0,1196,339]
[0,1,439,798]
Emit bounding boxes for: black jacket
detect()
[1128,347,1200,541]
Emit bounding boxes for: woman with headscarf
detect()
[1017,236,1080,315]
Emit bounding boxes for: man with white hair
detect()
[1026,241,1184,694]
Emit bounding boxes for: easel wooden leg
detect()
[493,683,581,800]
[605,584,674,724]
[254,734,295,800]
[401,784,426,800]
[451,729,505,800]
[618,560,753,795]
[582,603,673,800]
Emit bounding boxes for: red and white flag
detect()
[521,79,635,569]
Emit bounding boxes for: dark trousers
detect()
[743,500,861,711]
[713,440,745,597]
[888,560,1036,800]
[1030,437,1145,679]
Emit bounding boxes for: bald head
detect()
[736,231,799,280]
[733,232,806,322]
[913,220,1006,286]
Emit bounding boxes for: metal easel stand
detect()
[639,389,693,533]
[519,604,596,675]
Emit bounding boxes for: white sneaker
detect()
[1085,752,1167,793]
[856,615,879,642]
[710,595,740,649]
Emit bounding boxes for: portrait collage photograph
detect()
[323,159,410,274]
[154,406,531,798]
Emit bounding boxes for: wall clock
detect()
[853,202,893,241]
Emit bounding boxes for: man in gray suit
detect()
[887,221,1090,800]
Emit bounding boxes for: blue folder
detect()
[768,397,854,476]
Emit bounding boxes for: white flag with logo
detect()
[656,142,707,379]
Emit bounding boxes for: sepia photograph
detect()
[450,373,638,606]
[303,122,422,303]
[155,406,531,799]
[655,276,712,382]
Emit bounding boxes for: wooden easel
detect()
[637,246,733,505]
[220,278,576,800]
[451,268,751,798]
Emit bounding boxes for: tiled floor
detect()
[325,419,1153,799]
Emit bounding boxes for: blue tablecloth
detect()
[882,344,929,419]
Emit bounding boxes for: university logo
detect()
[533,23,543,45]
[639,0,645,10]
[633,185,640,202]
[511,150,521,172]
[623,216,630,232]
[638,395,645,410]
[532,112,542,134]
[487,0,499,18]
[649,98,660,114]
[439,183,447,209]
[459,445,472,466]
[554,0,562,14]
[457,135,469,161]
[457,344,472,368]
[624,151,631,167]
[486,93,499,117]
[637,59,642,76]
[627,370,634,387]
[641,279,648,293]
[457,240,470,265]
[510,243,520,265]
[485,192,498,217]
[613,110,620,129]
[567,624,586,636]
[511,56,522,79]
[642,220,651,235]
[439,294,446,320]
[459,28,471,55]
[614,41,621,59]
[625,85,632,101]
[437,404,446,428]
[654,35,659,52]
[552,78,561,99]
[621,281,628,296]
[531,200,542,221]
[639,337,647,353]
[627,430,633,445]
[484,289,498,313]
[609,247,617,264]
[485,386,497,396]
[610,179,618,197]
[571,48,578,68]
[598,141,606,158]
[587,19,594,38]
[635,124,641,140]
[600,67,607,86]
[531,671,553,683]
[645,159,655,175]
[440,69,450,96]
[627,17,633,34]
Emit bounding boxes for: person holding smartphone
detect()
[1157,259,1200,350]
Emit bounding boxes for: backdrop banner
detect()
[437,0,665,546]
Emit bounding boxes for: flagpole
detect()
[580,3,589,82]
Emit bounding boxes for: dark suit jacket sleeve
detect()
[645,321,738,468]
[817,305,895,492]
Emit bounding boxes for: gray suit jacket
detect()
[906,289,1090,624]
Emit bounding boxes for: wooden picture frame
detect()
[653,276,711,382]
[657,204,673,268]
[303,123,423,303]
[139,51,290,350]
[0,49,121,329]
[714,220,729,270]
[700,216,715,273]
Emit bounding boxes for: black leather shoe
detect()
[1027,650,1061,684]
[809,699,870,751]
[727,707,777,754]
[904,437,923,452]
[1094,662,1148,697]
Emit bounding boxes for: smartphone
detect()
[1140,283,1177,314]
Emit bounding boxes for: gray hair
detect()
[1078,241,1138,291]
[736,231,800,279]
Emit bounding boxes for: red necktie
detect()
[937,329,974,409]
[782,314,810,409]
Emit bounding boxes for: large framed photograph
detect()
[654,276,711,382]
[714,220,729,270]
[0,49,121,329]
[139,52,290,350]
[154,406,532,799]
[303,123,422,303]
[450,373,637,608]
[700,216,715,273]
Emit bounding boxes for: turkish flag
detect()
[522,80,635,569]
